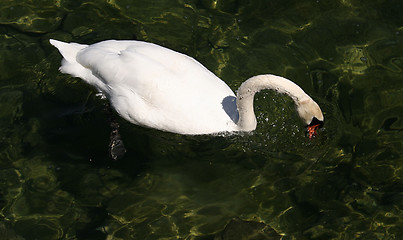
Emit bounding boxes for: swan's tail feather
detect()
[49,39,87,63]
[50,39,109,93]
[49,39,89,78]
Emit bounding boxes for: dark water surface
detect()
[1,0,403,239]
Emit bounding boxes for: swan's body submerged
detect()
[50,39,324,135]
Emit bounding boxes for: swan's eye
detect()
[307,124,321,139]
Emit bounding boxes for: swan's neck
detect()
[235,74,309,132]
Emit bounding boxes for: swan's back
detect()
[50,39,238,134]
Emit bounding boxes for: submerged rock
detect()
[215,218,282,240]
[0,222,24,240]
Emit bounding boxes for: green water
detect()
[1,0,403,239]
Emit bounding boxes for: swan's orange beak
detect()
[306,117,323,139]
[307,124,321,139]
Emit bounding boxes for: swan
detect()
[49,39,324,137]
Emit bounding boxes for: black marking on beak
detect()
[307,117,324,128]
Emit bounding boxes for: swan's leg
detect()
[104,101,126,160]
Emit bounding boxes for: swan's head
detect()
[296,97,324,137]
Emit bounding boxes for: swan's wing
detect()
[76,40,235,102]
[76,40,225,90]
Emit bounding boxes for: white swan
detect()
[50,39,324,136]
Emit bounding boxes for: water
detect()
[0,0,402,239]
